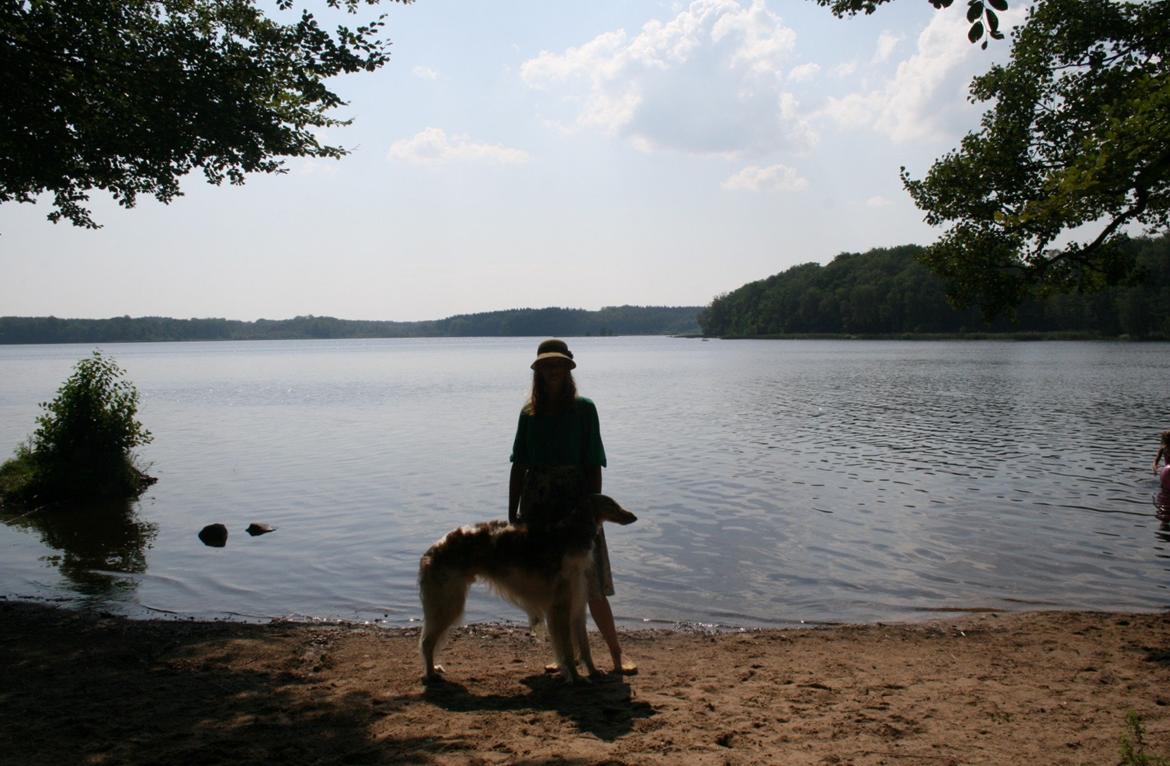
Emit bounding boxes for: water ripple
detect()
[1,338,1168,628]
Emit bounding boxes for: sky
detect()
[0,0,1028,322]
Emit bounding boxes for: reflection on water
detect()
[2,500,157,595]
[0,337,1168,628]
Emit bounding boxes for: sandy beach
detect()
[3,601,1170,765]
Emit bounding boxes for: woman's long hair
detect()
[525,370,577,416]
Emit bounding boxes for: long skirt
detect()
[517,465,615,598]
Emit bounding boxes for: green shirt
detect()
[509,397,607,467]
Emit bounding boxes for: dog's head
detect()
[587,494,637,526]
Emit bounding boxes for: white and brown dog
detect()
[418,494,636,683]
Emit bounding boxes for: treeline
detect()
[699,236,1170,338]
[0,305,702,344]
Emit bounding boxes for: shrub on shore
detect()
[0,351,155,507]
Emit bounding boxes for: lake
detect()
[1,336,1167,629]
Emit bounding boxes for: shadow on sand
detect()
[419,672,656,741]
[0,604,522,765]
[1,602,658,766]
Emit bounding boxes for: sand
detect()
[3,601,1170,765]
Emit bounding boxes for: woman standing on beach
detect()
[508,338,635,675]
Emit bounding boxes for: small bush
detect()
[0,351,154,505]
[1122,711,1170,766]
[0,442,37,499]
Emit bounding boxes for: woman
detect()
[508,338,636,675]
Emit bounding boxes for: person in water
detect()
[1155,430,1170,514]
[508,338,636,675]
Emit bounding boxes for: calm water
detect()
[1,337,1167,629]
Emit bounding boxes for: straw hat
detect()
[530,338,576,369]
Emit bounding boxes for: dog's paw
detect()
[422,665,446,684]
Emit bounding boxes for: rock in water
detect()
[246,523,275,536]
[198,523,228,547]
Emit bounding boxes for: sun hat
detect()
[531,338,576,369]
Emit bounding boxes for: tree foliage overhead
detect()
[820,0,1169,317]
[815,0,1009,48]
[902,0,1170,317]
[0,0,408,228]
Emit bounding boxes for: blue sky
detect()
[0,0,1025,321]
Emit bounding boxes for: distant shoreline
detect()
[0,333,679,346]
[5,313,1167,345]
[3,328,1164,346]
[0,307,703,345]
[685,331,1164,341]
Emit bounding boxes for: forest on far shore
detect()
[6,235,1169,345]
[699,235,1170,339]
[0,305,703,344]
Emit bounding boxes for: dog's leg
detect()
[547,578,584,684]
[573,610,599,677]
[571,574,600,678]
[419,573,471,682]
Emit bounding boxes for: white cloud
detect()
[864,195,893,208]
[788,62,820,82]
[832,61,858,78]
[872,31,902,64]
[412,65,440,80]
[297,158,340,177]
[721,163,808,192]
[522,29,630,91]
[387,128,530,166]
[520,0,813,157]
[713,0,796,76]
[817,7,1025,143]
[817,93,871,130]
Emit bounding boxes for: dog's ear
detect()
[594,495,637,525]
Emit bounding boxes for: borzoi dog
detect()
[418,494,636,683]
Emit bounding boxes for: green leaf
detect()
[987,0,1008,10]
[968,19,984,43]
[987,10,1000,34]
[967,2,984,23]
